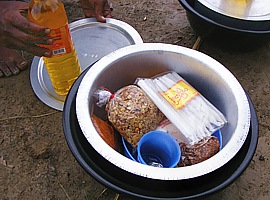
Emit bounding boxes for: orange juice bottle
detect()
[28,0,81,96]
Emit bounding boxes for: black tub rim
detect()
[178,0,270,35]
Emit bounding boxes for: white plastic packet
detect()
[136,71,227,145]
[155,118,184,143]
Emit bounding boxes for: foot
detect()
[0,46,28,78]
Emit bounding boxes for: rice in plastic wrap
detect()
[106,85,164,147]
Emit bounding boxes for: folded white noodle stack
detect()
[136,71,227,145]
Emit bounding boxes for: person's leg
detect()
[0,46,28,78]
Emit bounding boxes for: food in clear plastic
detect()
[155,117,184,143]
[177,136,220,167]
[94,85,164,147]
[92,114,120,151]
[136,71,227,145]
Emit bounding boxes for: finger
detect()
[94,2,107,23]
[8,25,53,46]
[1,34,51,57]
[8,39,52,57]
[20,44,52,57]
[13,13,50,36]
[103,6,112,18]
[14,1,29,11]
[95,14,106,23]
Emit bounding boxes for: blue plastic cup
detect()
[122,137,137,161]
[137,131,181,168]
[212,129,222,150]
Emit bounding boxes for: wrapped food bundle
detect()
[91,114,120,151]
[136,71,227,145]
[177,136,220,167]
[155,117,184,143]
[94,85,164,147]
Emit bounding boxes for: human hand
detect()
[0,1,53,57]
[79,0,112,23]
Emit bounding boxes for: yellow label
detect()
[160,80,198,110]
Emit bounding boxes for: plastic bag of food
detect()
[94,85,164,147]
[177,136,220,167]
[92,114,120,152]
[136,71,227,145]
[155,118,184,143]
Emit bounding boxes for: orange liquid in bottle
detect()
[28,0,81,96]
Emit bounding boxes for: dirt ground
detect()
[1,0,270,199]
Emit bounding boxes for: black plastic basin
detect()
[178,0,270,49]
[63,67,258,199]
